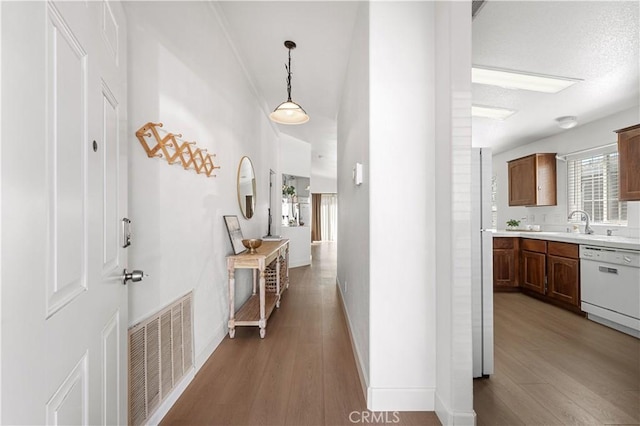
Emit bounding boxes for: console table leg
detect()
[228,260,236,338]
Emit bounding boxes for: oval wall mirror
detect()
[237,156,256,219]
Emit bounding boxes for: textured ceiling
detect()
[218,1,640,178]
[472,1,640,153]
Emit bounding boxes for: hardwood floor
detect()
[161,242,440,425]
[475,292,640,426]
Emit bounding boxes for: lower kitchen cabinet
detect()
[547,241,580,307]
[493,237,519,290]
[547,255,580,306]
[521,239,547,294]
[522,250,546,294]
[493,236,582,314]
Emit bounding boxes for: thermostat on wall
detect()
[353,162,363,186]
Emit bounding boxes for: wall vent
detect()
[128,292,193,426]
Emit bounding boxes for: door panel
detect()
[521,250,546,294]
[102,311,120,425]
[548,255,579,306]
[45,353,88,425]
[102,82,120,273]
[46,4,89,318]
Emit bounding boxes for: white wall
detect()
[434,2,475,424]
[337,0,370,394]
[125,1,278,375]
[493,107,640,238]
[279,133,311,266]
[310,174,337,193]
[280,133,311,178]
[369,1,435,411]
[338,3,475,420]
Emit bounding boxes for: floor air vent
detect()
[129,292,193,426]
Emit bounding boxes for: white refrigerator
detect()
[471,148,494,378]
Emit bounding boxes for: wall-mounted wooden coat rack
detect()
[135,122,220,177]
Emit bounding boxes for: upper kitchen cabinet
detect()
[616,124,640,201]
[508,153,557,206]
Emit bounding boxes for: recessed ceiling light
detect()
[556,116,578,129]
[472,66,582,93]
[472,104,517,120]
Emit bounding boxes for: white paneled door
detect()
[1,1,128,424]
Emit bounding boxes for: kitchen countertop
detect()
[492,230,640,251]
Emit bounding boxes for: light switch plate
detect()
[353,162,363,186]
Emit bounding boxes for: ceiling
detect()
[217,1,360,180]
[217,1,639,178]
[472,1,639,153]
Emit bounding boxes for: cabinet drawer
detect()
[493,237,515,249]
[521,239,547,253]
[548,241,579,259]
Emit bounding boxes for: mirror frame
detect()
[237,156,257,219]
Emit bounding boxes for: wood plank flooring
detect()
[475,292,640,426]
[160,242,440,425]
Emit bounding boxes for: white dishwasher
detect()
[580,245,640,338]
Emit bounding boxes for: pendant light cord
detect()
[285,48,293,102]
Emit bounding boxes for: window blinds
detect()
[567,149,627,224]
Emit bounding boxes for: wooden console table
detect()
[227,239,289,338]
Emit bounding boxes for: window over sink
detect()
[567,146,627,225]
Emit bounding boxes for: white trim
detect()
[206,1,280,137]
[136,301,224,425]
[558,142,617,161]
[336,279,368,400]
[195,323,226,370]
[368,387,435,412]
[144,367,195,426]
[435,393,477,426]
[0,1,3,418]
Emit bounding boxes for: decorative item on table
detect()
[224,215,246,255]
[506,219,521,230]
[242,238,263,254]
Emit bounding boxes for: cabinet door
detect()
[547,255,580,306]
[521,250,546,294]
[508,155,536,206]
[493,248,516,289]
[618,125,640,201]
[535,154,557,206]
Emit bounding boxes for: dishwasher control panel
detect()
[580,245,640,267]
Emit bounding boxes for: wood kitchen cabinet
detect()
[521,239,547,294]
[547,242,580,307]
[508,153,557,206]
[493,237,519,290]
[616,124,640,201]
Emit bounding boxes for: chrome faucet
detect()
[568,210,594,234]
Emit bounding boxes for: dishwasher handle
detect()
[599,266,618,274]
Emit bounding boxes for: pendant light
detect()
[269,40,309,125]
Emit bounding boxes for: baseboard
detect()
[336,279,369,402]
[145,367,195,426]
[368,387,435,412]
[289,259,311,268]
[146,324,226,425]
[435,392,476,426]
[196,323,226,369]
